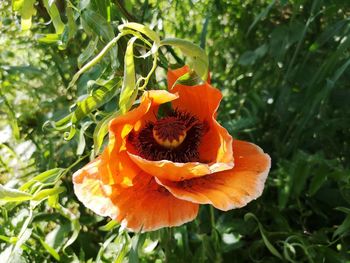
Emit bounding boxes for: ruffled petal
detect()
[100,91,178,186]
[73,159,199,232]
[198,118,233,166]
[73,158,119,218]
[128,152,233,181]
[155,140,271,211]
[111,172,199,232]
[167,66,222,121]
[151,66,234,179]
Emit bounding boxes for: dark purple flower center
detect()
[128,110,208,162]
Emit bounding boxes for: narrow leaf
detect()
[118,22,160,45]
[93,111,120,155]
[78,37,99,69]
[119,37,137,114]
[0,184,33,202]
[19,168,65,192]
[245,213,283,259]
[161,38,209,81]
[43,0,65,34]
[32,186,66,201]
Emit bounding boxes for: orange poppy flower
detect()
[73,66,271,232]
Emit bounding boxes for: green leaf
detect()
[82,9,114,43]
[171,70,204,89]
[98,220,119,231]
[245,213,283,259]
[333,214,350,238]
[63,218,81,251]
[66,5,77,40]
[50,78,121,140]
[247,0,276,35]
[37,33,61,43]
[78,37,99,69]
[308,171,328,196]
[118,22,161,46]
[81,9,118,69]
[0,91,20,140]
[129,234,147,263]
[0,235,17,244]
[161,38,209,81]
[73,79,121,122]
[77,121,93,155]
[19,168,65,192]
[119,37,137,114]
[238,51,258,66]
[38,237,61,261]
[43,0,65,34]
[12,0,36,30]
[32,186,66,201]
[93,111,120,155]
[45,223,71,250]
[10,210,34,260]
[12,0,24,11]
[114,234,130,263]
[0,184,33,202]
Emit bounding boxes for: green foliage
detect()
[1,0,350,262]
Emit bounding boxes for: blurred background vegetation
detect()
[1,0,350,262]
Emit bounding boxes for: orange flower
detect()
[73,66,271,232]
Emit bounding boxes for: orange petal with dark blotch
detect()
[155,140,271,211]
[128,152,233,181]
[73,159,199,232]
[100,91,178,186]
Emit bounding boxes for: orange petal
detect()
[128,152,233,181]
[198,118,233,166]
[73,158,118,218]
[167,67,222,121]
[111,172,199,232]
[100,91,178,186]
[155,140,271,211]
[73,161,199,232]
[167,66,234,173]
[167,65,211,86]
[167,66,190,89]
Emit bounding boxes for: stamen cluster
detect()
[129,110,208,162]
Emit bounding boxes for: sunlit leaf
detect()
[32,186,66,201]
[118,22,161,46]
[43,0,65,34]
[19,168,65,192]
[119,37,137,114]
[161,38,209,81]
[12,0,36,30]
[170,70,204,89]
[98,220,119,231]
[48,78,121,140]
[77,121,93,155]
[93,111,120,155]
[0,184,33,202]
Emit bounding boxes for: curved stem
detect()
[68,32,125,89]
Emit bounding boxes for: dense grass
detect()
[1,0,349,262]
